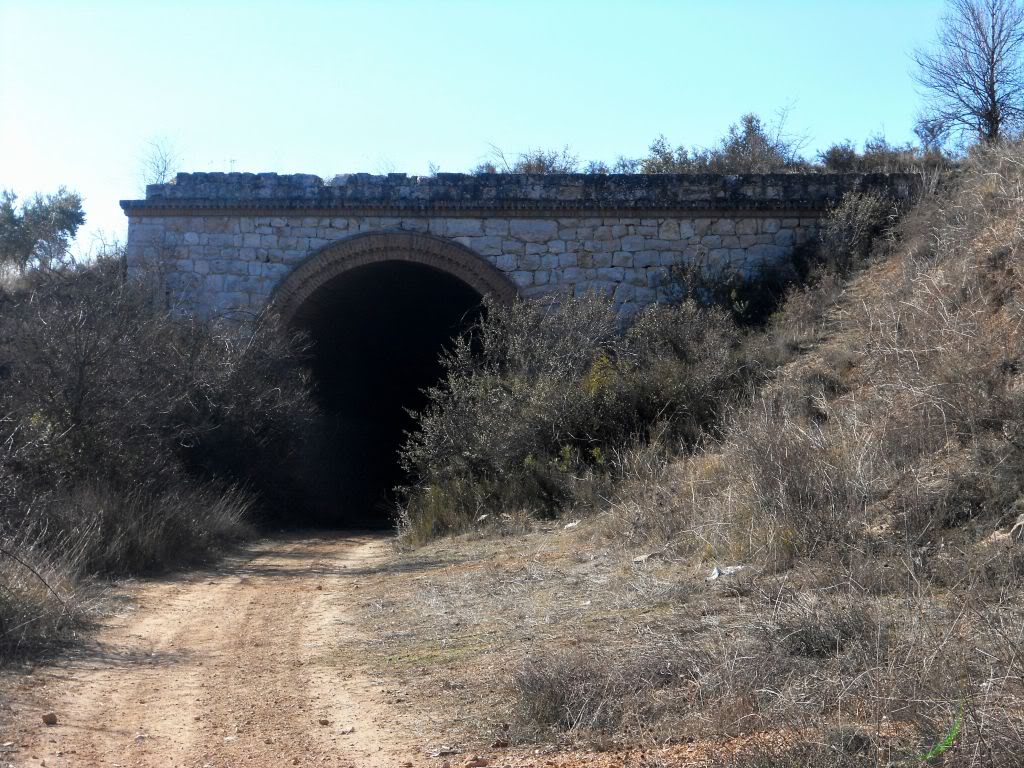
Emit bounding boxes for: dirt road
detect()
[1,533,420,768]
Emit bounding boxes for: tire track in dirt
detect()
[1,533,415,768]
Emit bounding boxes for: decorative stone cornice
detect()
[121,171,919,218]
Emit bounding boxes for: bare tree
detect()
[914,0,1024,144]
[139,138,181,191]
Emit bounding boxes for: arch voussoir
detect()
[273,231,517,324]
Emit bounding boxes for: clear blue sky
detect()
[1,0,947,250]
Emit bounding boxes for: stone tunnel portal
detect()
[123,173,916,525]
[277,233,518,527]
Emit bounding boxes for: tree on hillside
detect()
[0,189,85,274]
[914,0,1024,144]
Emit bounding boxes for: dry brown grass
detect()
[0,533,92,661]
[349,144,1024,765]
[347,525,1023,764]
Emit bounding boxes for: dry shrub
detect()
[668,256,799,328]
[817,190,901,276]
[399,295,750,543]
[598,442,729,552]
[605,401,875,565]
[510,648,677,736]
[0,256,314,661]
[611,142,1024,563]
[772,594,886,659]
[31,484,255,577]
[0,533,87,660]
[707,742,873,768]
[818,134,951,176]
[0,259,314,518]
[728,406,868,564]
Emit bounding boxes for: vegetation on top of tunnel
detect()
[470,110,955,177]
[0,253,316,661]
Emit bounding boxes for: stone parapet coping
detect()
[121,172,919,217]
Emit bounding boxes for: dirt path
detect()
[1,533,421,768]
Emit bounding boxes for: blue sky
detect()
[1,0,947,249]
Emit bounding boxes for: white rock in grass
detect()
[706,564,746,581]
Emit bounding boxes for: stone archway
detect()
[273,231,516,526]
[273,231,518,324]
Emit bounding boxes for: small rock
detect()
[41,713,57,726]
[465,759,489,768]
[633,550,667,564]
[706,564,746,581]
[318,718,330,726]
[491,739,509,749]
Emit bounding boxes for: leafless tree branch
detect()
[914,0,1024,143]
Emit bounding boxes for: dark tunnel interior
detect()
[290,260,485,528]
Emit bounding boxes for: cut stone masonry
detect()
[122,171,916,318]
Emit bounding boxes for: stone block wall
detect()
[123,171,916,317]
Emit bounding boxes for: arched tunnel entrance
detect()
[277,234,518,528]
[291,261,483,526]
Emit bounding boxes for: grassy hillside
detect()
[389,145,1024,765]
